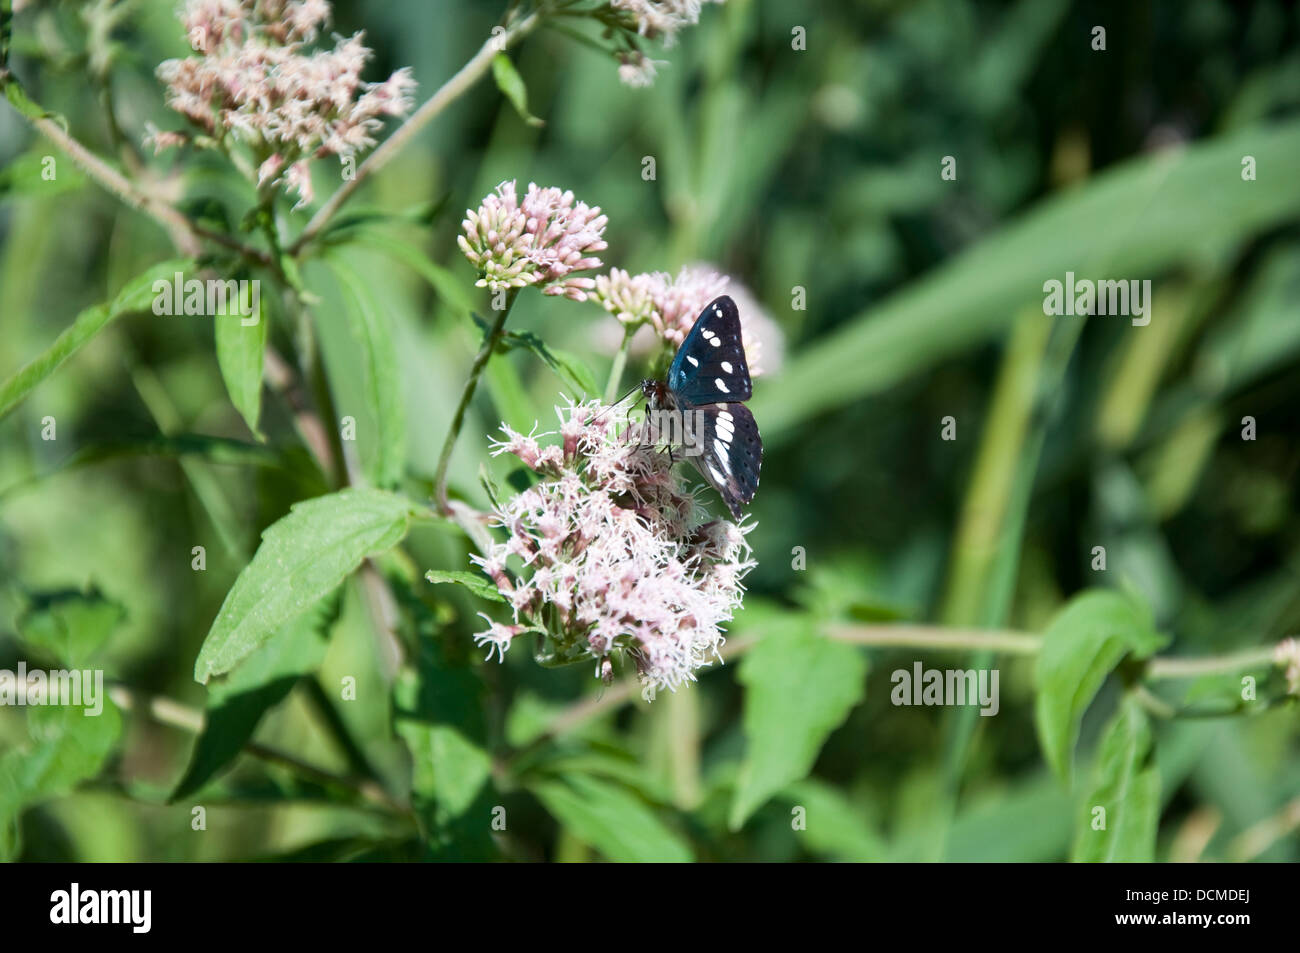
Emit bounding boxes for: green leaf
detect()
[893,771,1073,862]
[173,604,332,800]
[504,692,578,747]
[530,773,692,862]
[398,718,491,820]
[0,258,194,420]
[15,588,125,667]
[0,148,88,197]
[194,488,419,683]
[0,699,122,860]
[213,284,268,437]
[394,637,497,858]
[0,435,326,505]
[350,229,476,317]
[1,76,66,125]
[346,229,548,434]
[501,329,598,398]
[491,53,544,127]
[1034,590,1165,783]
[783,778,888,862]
[1070,697,1161,862]
[424,569,508,605]
[730,620,868,829]
[325,254,406,488]
[752,119,1300,442]
[317,197,449,246]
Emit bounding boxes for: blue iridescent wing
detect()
[689,403,762,520]
[667,295,752,406]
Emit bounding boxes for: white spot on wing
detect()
[715,440,732,472]
[687,355,699,367]
[708,463,726,484]
[720,361,733,374]
[715,378,729,393]
[718,410,733,423]
[710,336,720,347]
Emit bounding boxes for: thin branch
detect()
[1146,645,1278,679]
[827,623,1040,655]
[3,89,273,269]
[520,635,758,755]
[533,624,1289,741]
[1132,685,1178,719]
[24,111,203,256]
[263,344,338,477]
[359,560,405,680]
[434,290,519,513]
[108,684,410,815]
[290,10,541,255]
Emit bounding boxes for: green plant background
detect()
[1,0,1298,862]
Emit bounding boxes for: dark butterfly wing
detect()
[688,403,762,520]
[668,295,752,406]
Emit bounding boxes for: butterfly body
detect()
[641,295,762,520]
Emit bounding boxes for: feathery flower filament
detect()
[469,399,754,695]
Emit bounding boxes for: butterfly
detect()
[640,295,762,520]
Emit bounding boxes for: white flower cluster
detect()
[151,0,416,208]
[469,399,755,695]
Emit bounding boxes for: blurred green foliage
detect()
[1,0,1298,862]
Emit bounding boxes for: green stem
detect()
[827,623,1038,655]
[107,684,410,817]
[434,290,519,514]
[931,310,1065,856]
[532,624,1288,748]
[604,324,636,405]
[1146,645,1278,679]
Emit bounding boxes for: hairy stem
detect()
[19,109,202,255]
[434,290,519,513]
[0,75,273,268]
[828,623,1040,655]
[1145,645,1278,678]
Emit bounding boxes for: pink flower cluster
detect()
[469,399,754,695]
[607,1,726,87]
[611,0,724,49]
[590,264,783,376]
[616,52,667,89]
[151,0,416,208]
[458,181,609,299]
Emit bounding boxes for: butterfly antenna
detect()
[592,382,642,424]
